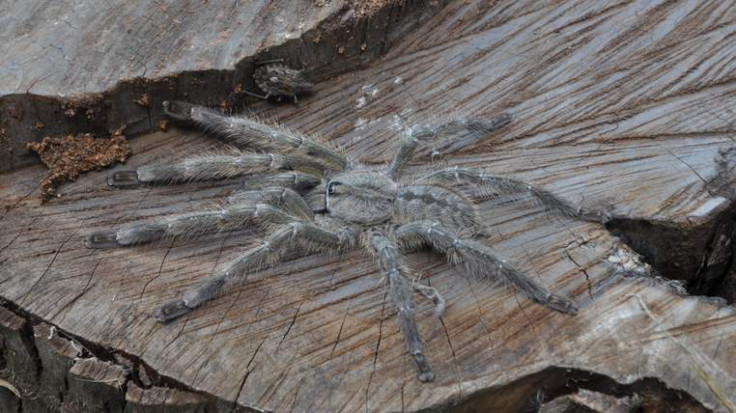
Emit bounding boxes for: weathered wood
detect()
[62,358,128,413]
[0,306,37,407]
[0,0,447,172]
[124,383,208,413]
[2,0,736,412]
[539,390,641,413]
[32,322,82,412]
[541,395,598,413]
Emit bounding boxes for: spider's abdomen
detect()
[394,185,482,236]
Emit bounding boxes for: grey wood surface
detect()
[0,0,444,172]
[2,0,736,411]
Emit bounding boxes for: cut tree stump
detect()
[2,0,736,412]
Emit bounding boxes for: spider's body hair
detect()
[388,133,418,179]
[394,185,482,237]
[242,171,322,192]
[89,101,594,382]
[254,63,314,102]
[127,152,323,186]
[86,203,296,249]
[367,232,434,382]
[227,187,314,221]
[325,170,397,225]
[411,112,513,159]
[155,219,357,322]
[396,221,578,315]
[163,101,346,169]
[420,166,605,222]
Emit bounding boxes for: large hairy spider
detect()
[86,101,599,382]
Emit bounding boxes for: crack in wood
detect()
[138,237,176,301]
[19,229,79,307]
[364,288,388,413]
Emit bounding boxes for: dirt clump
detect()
[27,131,131,200]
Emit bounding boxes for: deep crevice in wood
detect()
[606,202,736,304]
[1,299,711,413]
[0,299,217,412]
[448,366,708,413]
[0,0,450,174]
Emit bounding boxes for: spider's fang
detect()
[108,170,140,188]
[85,229,119,249]
[153,299,192,322]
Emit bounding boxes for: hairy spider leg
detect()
[108,152,326,188]
[420,167,605,222]
[368,232,434,382]
[163,101,344,169]
[86,202,298,249]
[155,221,358,322]
[411,113,513,159]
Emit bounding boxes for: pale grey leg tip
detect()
[414,352,434,382]
[548,295,578,316]
[85,229,119,249]
[162,100,195,122]
[108,170,140,188]
[154,299,193,322]
[418,369,435,383]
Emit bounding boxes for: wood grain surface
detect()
[2,0,736,411]
[0,0,445,172]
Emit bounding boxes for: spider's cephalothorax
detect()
[325,170,397,224]
[89,101,597,382]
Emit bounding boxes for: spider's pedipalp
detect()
[368,232,434,382]
[395,221,578,315]
[154,221,357,322]
[163,101,346,170]
[419,167,602,222]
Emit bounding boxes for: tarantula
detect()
[86,101,597,382]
